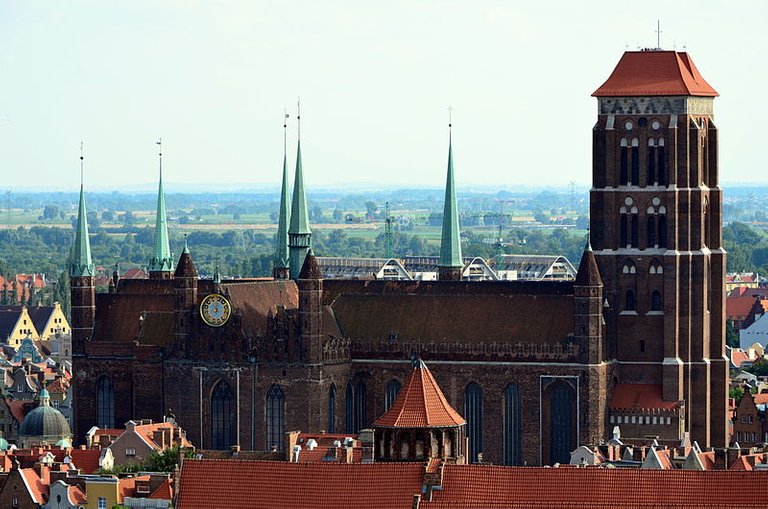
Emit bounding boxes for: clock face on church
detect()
[200,294,231,327]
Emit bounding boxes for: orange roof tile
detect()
[69,448,102,474]
[610,384,678,410]
[753,394,768,406]
[176,459,424,509]
[732,350,750,368]
[148,478,173,500]
[373,360,465,428]
[69,485,86,505]
[19,467,47,504]
[427,465,768,508]
[730,456,753,471]
[593,50,718,97]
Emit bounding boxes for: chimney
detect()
[291,445,301,463]
[153,430,167,449]
[285,431,300,461]
[412,494,421,509]
[714,448,727,470]
[359,429,374,464]
[727,445,742,467]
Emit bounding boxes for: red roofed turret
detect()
[372,360,466,463]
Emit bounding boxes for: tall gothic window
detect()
[266,385,285,451]
[620,214,628,247]
[211,380,234,450]
[651,290,663,311]
[647,215,656,247]
[647,138,656,185]
[503,383,522,466]
[630,138,639,185]
[465,383,483,463]
[354,380,367,433]
[550,383,573,465]
[385,379,402,411]
[96,376,114,429]
[328,384,336,434]
[620,139,628,185]
[631,214,639,247]
[658,215,668,248]
[345,383,354,434]
[658,139,666,185]
[625,289,635,311]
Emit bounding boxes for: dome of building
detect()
[18,388,72,447]
[0,435,8,451]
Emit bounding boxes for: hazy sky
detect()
[1,1,766,191]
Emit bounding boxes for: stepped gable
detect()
[374,359,465,428]
[325,280,574,345]
[593,50,718,97]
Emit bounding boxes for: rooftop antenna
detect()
[384,201,393,258]
[297,98,301,141]
[79,141,84,187]
[655,20,662,49]
[283,108,289,154]
[156,138,163,179]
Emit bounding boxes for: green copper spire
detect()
[274,115,291,278]
[71,146,95,278]
[149,139,174,275]
[288,105,312,279]
[439,128,463,269]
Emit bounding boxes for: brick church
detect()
[71,50,727,466]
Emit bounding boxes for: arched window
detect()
[328,384,336,434]
[211,380,234,450]
[620,139,628,185]
[550,383,573,465]
[647,138,656,185]
[96,376,114,429]
[354,380,367,433]
[658,138,666,185]
[345,383,354,434]
[647,215,656,247]
[651,290,663,311]
[266,385,285,451]
[630,138,640,185]
[658,215,668,248]
[631,214,639,247]
[503,383,522,466]
[620,213,628,247]
[625,289,635,311]
[385,379,402,411]
[464,383,483,463]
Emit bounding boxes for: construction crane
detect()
[384,201,394,259]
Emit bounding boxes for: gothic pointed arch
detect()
[385,379,402,411]
[211,379,234,450]
[95,376,114,429]
[503,383,522,465]
[464,382,483,463]
[266,384,285,451]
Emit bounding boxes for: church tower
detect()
[274,116,291,280]
[70,147,95,356]
[438,123,463,281]
[288,112,311,280]
[591,50,727,447]
[148,140,174,279]
[174,238,198,356]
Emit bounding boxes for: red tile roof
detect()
[19,467,47,504]
[593,51,718,97]
[426,465,768,508]
[374,360,465,428]
[754,394,768,406]
[176,459,424,509]
[69,448,103,474]
[731,349,750,368]
[149,478,173,500]
[610,384,678,410]
[726,296,768,322]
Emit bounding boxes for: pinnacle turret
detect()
[288,112,312,279]
[148,141,174,278]
[438,128,463,280]
[71,153,94,278]
[274,119,291,279]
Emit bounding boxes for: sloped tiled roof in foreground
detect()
[176,460,424,509]
[374,360,465,428]
[593,50,718,97]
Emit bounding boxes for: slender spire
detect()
[149,138,174,276]
[439,111,463,272]
[288,100,312,279]
[71,142,94,278]
[274,110,291,278]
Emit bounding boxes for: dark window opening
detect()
[651,290,663,311]
[658,216,668,248]
[328,384,336,434]
[625,289,635,311]
[504,383,522,466]
[647,147,656,185]
[631,214,639,247]
[385,379,402,411]
[658,147,666,185]
[345,383,354,434]
[620,215,628,247]
[211,380,234,450]
[465,383,483,463]
[647,216,656,247]
[550,383,573,465]
[620,149,628,185]
[96,376,115,429]
[266,384,285,451]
